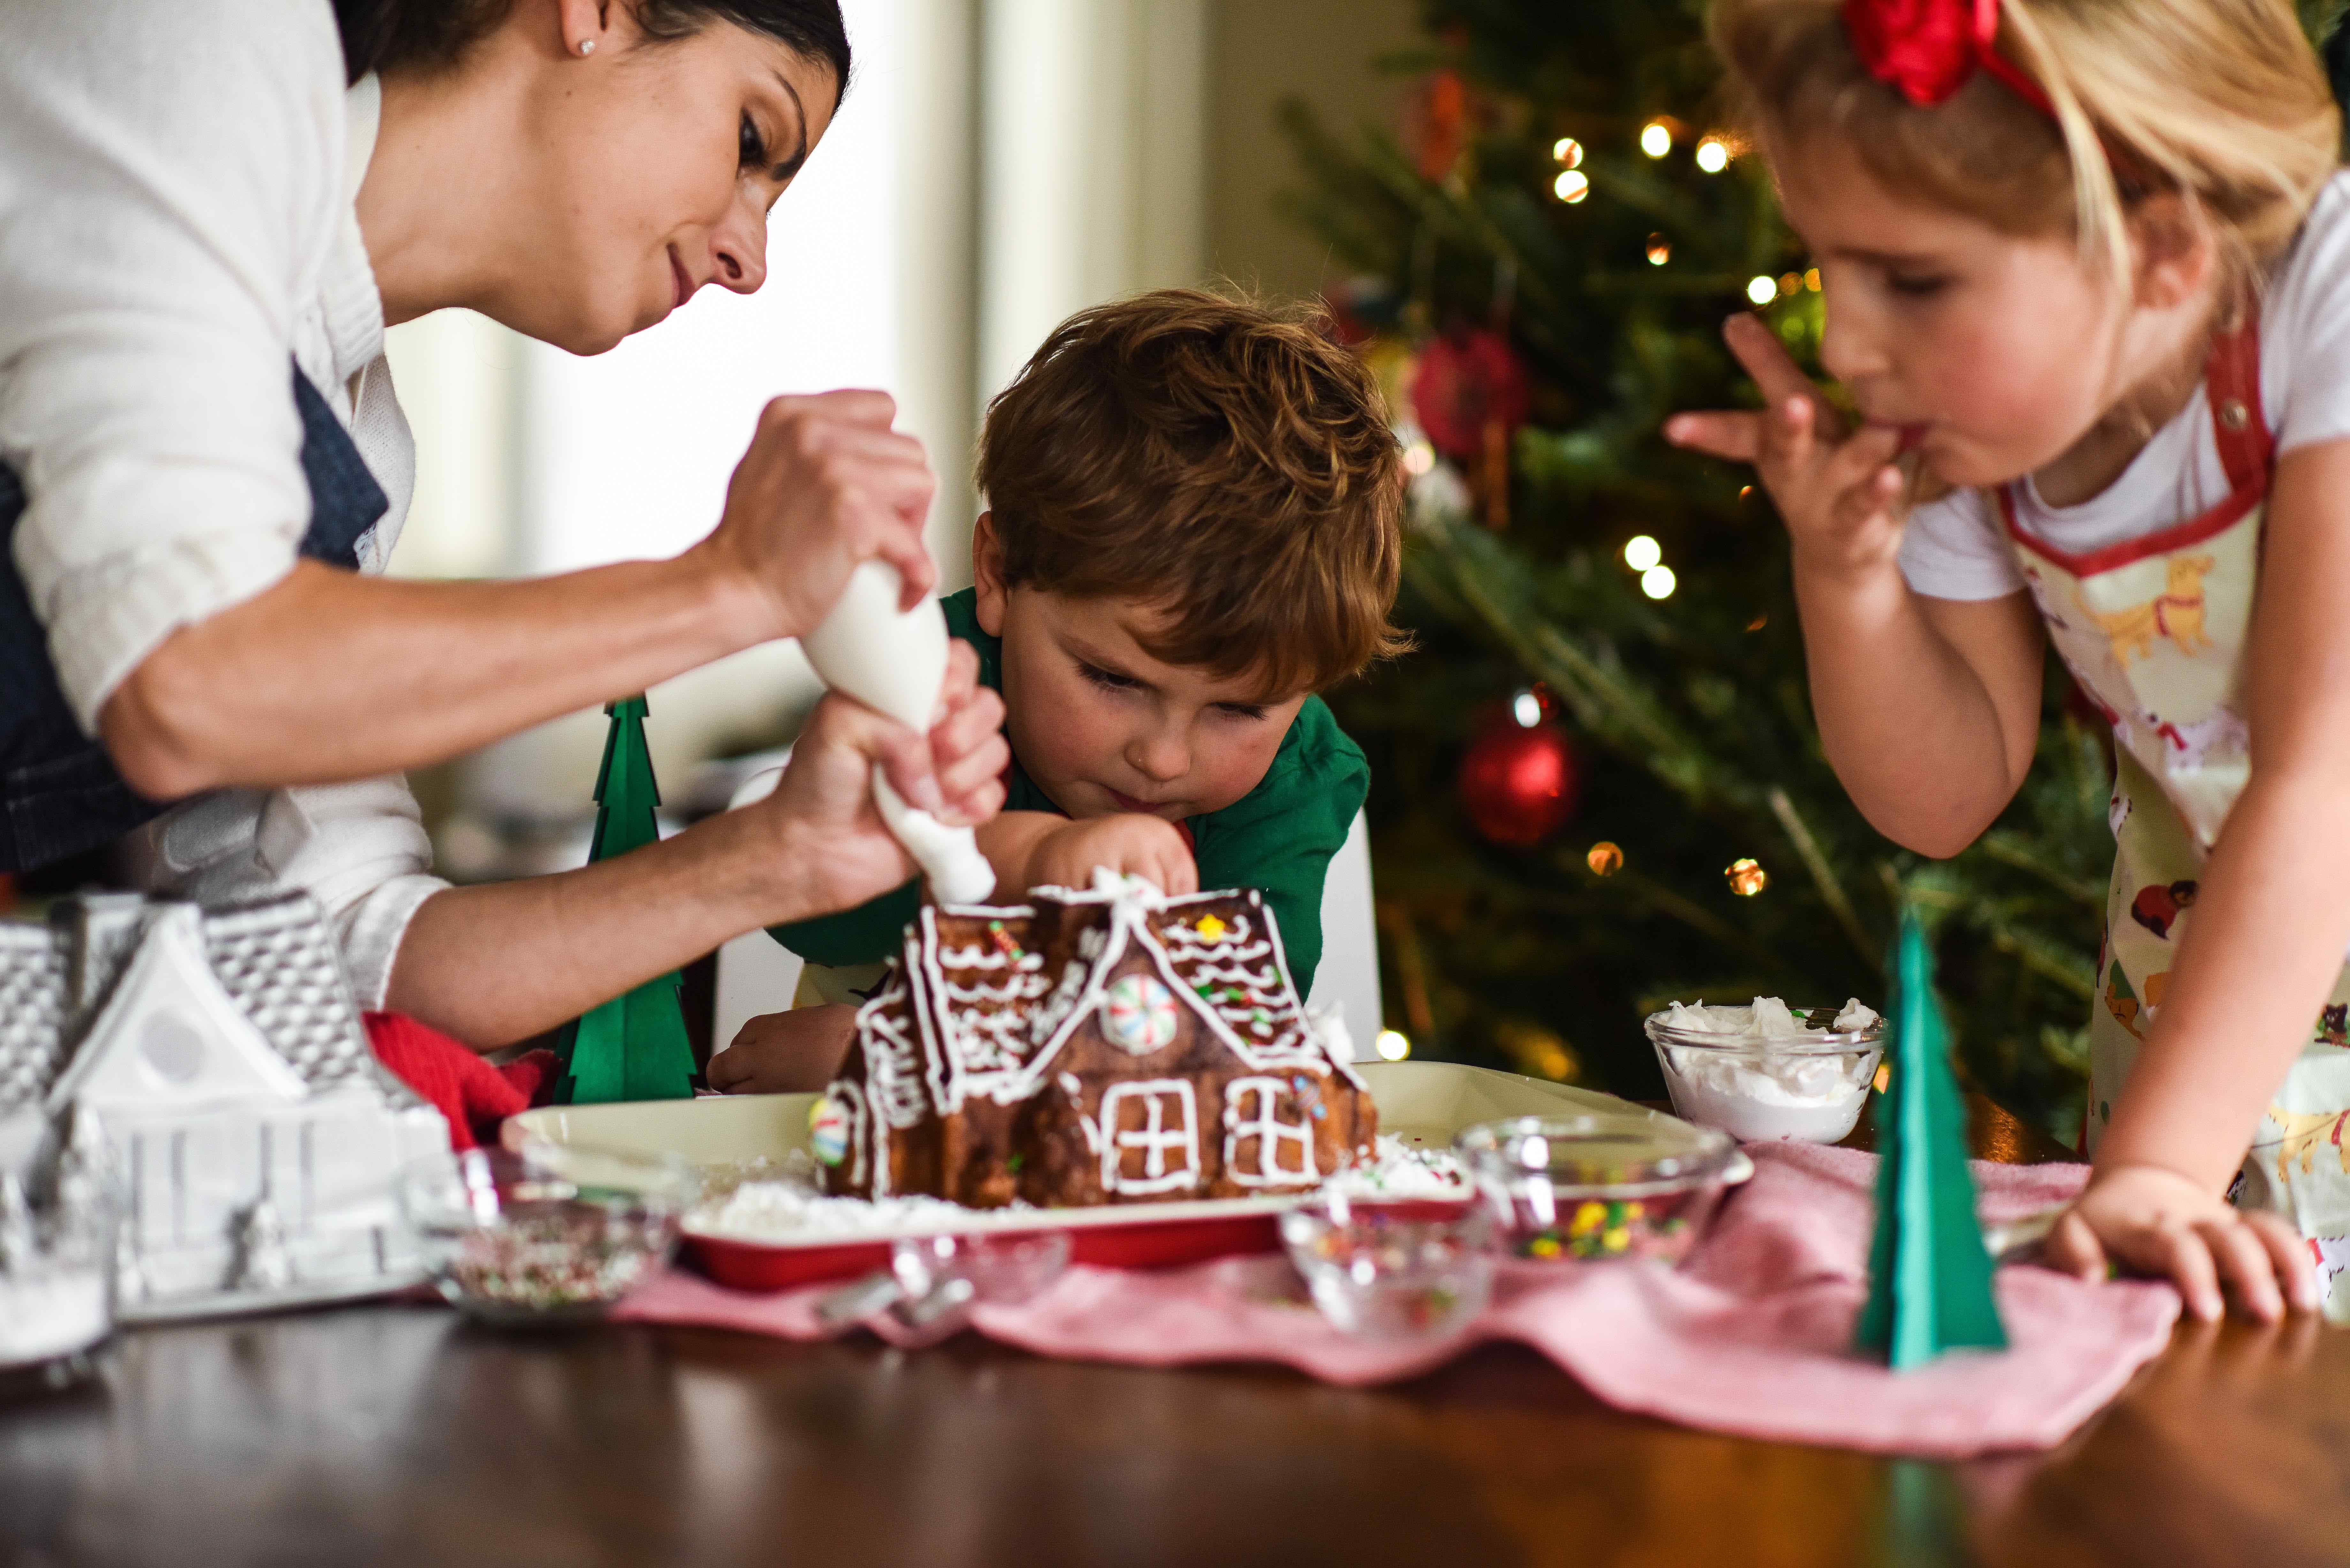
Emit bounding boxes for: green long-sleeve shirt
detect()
[769,588,1368,993]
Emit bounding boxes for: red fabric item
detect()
[363,1012,558,1151]
[1842,0,2055,117]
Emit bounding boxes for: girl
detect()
[1670,0,2350,1322]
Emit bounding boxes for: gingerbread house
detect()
[816,876,1376,1207]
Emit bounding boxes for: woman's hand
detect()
[694,388,941,643]
[2043,1163,2320,1323]
[749,640,1008,917]
[1024,814,1198,897]
[708,1006,860,1095]
[1665,314,1907,582]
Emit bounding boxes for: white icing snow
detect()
[1649,996,1883,1144]
[1326,1135,1472,1199]
[692,1182,1006,1241]
[686,1136,1464,1243]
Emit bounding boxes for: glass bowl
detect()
[1454,1113,1738,1264]
[0,1162,116,1398]
[1279,1195,1495,1339]
[400,1140,696,1326]
[817,1230,1075,1346]
[1644,1006,1885,1144]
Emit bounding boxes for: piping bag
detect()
[800,561,998,905]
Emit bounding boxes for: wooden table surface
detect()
[4,1098,2347,1568]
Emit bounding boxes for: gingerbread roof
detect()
[884,877,1358,1121]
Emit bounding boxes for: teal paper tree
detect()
[554,695,697,1104]
[1855,908,2008,1368]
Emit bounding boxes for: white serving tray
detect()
[510,1061,1745,1287]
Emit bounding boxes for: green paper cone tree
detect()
[1855,908,2008,1368]
[554,695,697,1104]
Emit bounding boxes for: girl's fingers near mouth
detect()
[1663,411,1763,460]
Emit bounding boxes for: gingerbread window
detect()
[1221,1076,1317,1187]
[1099,1080,1200,1194]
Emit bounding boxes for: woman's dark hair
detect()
[332,0,849,95]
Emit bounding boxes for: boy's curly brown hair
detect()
[976,288,1409,699]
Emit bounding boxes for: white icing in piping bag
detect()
[801,561,998,905]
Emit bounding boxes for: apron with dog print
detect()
[2001,314,2350,1317]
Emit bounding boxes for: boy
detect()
[708,289,1405,1093]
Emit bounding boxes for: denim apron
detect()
[0,364,386,871]
[2003,314,2350,1318]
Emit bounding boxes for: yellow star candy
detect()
[1195,915,1228,943]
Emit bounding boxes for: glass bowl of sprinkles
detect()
[1453,1113,1739,1266]
[1280,1194,1495,1340]
[401,1140,697,1326]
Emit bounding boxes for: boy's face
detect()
[973,516,1307,823]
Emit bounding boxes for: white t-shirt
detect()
[1899,171,2350,601]
[0,0,444,1008]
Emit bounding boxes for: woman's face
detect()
[507,18,838,353]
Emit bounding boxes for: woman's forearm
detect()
[97,389,942,799]
[2098,768,2350,1190]
[1795,563,2043,856]
[386,803,816,1047]
[385,674,1010,1048]
[98,553,767,797]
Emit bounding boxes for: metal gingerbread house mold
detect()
[0,893,450,1321]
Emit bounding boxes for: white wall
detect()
[975,0,1207,404]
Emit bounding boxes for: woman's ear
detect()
[971,510,1008,637]
[555,0,605,58]
[2130,191,2217,313]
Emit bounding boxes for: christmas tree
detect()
[1271,0,2212,1134]
[555,696,697,1104]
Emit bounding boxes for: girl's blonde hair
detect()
[1711,0,2341,293]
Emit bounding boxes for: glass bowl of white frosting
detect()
[1643,998,1884,1144]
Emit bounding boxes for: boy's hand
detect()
[1665,314,1907,582]
[748,641,1009,918]
[695,389,940,643]
[1027,814,1198,896]
[708,1006,860,1095]
[2043,1163,2320,1323]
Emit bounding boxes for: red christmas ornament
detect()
[1459,717,1580,847]
[1410,67,1469,183]
[1411,326,1531,464]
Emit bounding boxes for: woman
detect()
[0,0,1006,1046]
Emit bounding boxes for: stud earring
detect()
[578,38,596,56]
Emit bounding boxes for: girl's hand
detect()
[750,641,1009,916]
[708,1005,860,1095]
[1027,814,1198,897]
[1664,314,1907,580]
[2043,1163,2320,1323]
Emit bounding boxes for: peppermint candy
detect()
[1099,973,1180,1055]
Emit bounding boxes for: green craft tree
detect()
[1273,0,2179,1135]
[1857,911,2006,1368]
[555,695,697,1104]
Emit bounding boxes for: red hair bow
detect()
[1841,0,2055,117]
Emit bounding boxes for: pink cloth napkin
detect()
[616,1142,2179,1457]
